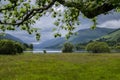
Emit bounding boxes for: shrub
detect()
[29,44,33,50]
[0,40,15,54]
[0,40,23,54]
[62,42,74,53]
[43,50,47,54]
[86,41,110,53]
[14,42,24,54]
[114,46,120,52]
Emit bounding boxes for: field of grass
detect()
[0,53,120,80]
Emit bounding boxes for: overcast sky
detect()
[6,12,120,44]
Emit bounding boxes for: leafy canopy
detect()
[62,42,74,53]
[0,0,120,40]
[0,39,23,54]
[86,41,110,53]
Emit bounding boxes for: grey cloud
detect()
[97,12,120,24]
[97,12,120,29]
[98,19,120,29]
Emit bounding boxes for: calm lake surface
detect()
[25,49,62,54]
[24,49,87,54]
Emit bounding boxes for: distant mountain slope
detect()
[98,28,120,42]
[0,33,24,43]
[36,27,115,49]
[35,37,66,49]
[68,27,115,44]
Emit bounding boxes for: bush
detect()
[86,41,110,53]
[62,42,74,53]
[0,40,15,54]
[43,50,47,54]
[29,44,33,50]
[0,40,23,54]
[14,42,24,53]
[23,43,33,51]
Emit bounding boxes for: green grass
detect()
[0,53,120,80]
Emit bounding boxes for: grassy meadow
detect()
[0,53,120,80]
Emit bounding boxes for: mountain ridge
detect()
[0,33,24,43]
[35,27,115,49]
[97,28,120,42]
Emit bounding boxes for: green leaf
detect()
[52,28,57,32]
[91,25,96,30]
[36,33,40,41]
[54,33,61,38]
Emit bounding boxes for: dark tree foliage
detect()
[62,42,74,53]
[29,44,33,50]
[0,39,23,54]
[14,42,24,53]
[86,41,110,53]
[0,40,16,54]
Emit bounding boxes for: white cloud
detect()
[98,19,120,29]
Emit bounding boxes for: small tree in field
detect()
[86,41,110,53]
[29,44,33,50]
[62,42,74,53]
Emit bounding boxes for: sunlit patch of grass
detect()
[0,53,120,80]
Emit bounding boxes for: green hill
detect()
[97,28,120,45]
[100,29,120,41]
[35,37,66,49]
[37,27,115,49]
[68,27,114,44]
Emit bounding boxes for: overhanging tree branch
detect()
[58,0,119,18]
[0,0,57,25]
[0,0,120,25]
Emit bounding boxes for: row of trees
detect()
[0,39,117,54]
[62,41,110,53]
